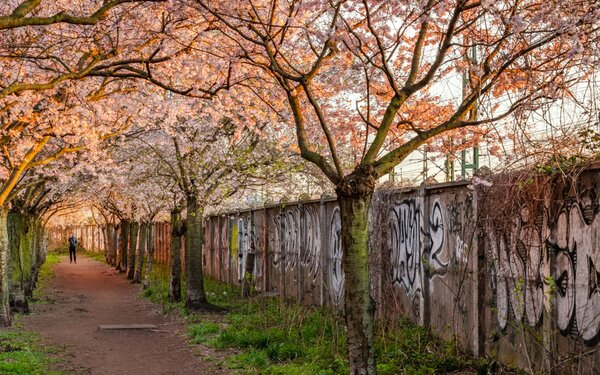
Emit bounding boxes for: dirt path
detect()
[20,255,229,375]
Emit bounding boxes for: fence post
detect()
[263,206,268,293]
[419,184,429,328]
[319,196,329,307]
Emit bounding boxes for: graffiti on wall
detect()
[487,202,600,342]
[486,219,547,331]
[235,215,262,286]
[272,205,321,292]
[388,197,449,299]
[328,207,344,305]
[272,209,300,271]
[446,196,474,264]
[550,204,600,342]
[301,206,321,285]
[389,199,420,295]
[429,200,448,276]
[237,217,248,281]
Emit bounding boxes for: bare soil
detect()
[20,255,230,375]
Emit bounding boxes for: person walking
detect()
[68,234,77,264]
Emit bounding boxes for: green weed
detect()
[145,265,497,374]
[0,319,63,374]
[199,295,349,374]
[227,349,270,370]
[189,321,221,344]
[375,319,465,374]
[140,264,184,314]
[32,252,62,302]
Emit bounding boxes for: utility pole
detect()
[460,38,480,179]
[461,147,479,179]
[445,139,455,182]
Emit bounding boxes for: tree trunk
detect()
[106,224,113,264]
[24,216,35,297]
[7,210,24,313]
[7,211,33,313]
[133,221,146,283]
[127,221,139,280]
[0,207,11,326]
[117,220,130,273]
[169,209,182,302]
[184,195,209,310]
[24,217,37,297]
[109,224,118,266]
[31,219,40,289]
[336,166,377,375]
[102,225,109,263]
[32,219,45,290]
[143,223,155,289]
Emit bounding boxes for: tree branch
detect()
[0,0,165,30]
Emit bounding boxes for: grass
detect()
[140,263,184,314]
[48,245,106,264]
[32,252,62,303]
[188,321,221,344]
[206,299,350,374]
[81,249,106,263]
[0,329,63,375]
[142,265,505,374]
[3,251,65,374]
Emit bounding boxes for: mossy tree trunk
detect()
[7,210,31,313]
[20,220,32,296]
[32,219,45,291]
[106,224,112,265]
[184,195,209,310]
[169,208,182,302]
[6,210,46,314]
[30,218,43,291]
[336,167,377,375]
[108,224,118,266]
[133,221,146,283]
[102,225,109,263]
[23,216,37,298]
[241,253,255,298]
[7,210,23,311]
[117,220,130,272]
[127,221,139,280]
[143,223,155,289]
[0,207,11,326]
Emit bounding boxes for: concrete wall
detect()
[49,168,600,373]
[368,184,480,355]
[479,167,600,373]
[204,199,344,307]
[203,171,600,373]
[203,183,482,354]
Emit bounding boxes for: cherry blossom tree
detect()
[0,87,138,324]
[0,0,239,324]
[0,0,169,325]
[121,87,291,309]
[192,1,600,372]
